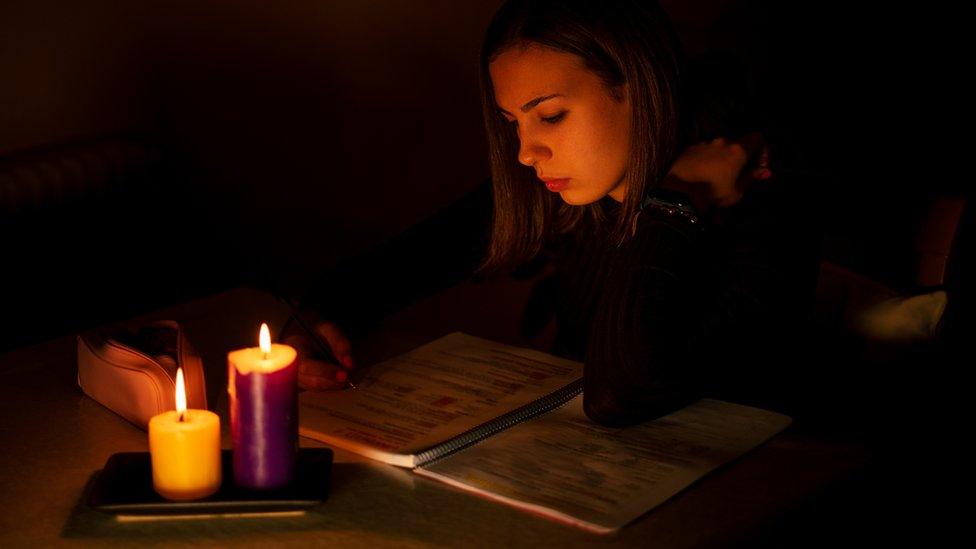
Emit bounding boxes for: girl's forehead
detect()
[489,46,590,109]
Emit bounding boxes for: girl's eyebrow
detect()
[497,94,564,116]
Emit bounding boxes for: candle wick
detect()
[263,352,268,360]
[179,411,185,422]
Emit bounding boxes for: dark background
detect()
[0,0,959,349]
[0,1,964,542]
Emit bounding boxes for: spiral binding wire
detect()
[415,378,584,467]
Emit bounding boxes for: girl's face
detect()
[489,44,632,204]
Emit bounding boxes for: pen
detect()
[279,297,357,390]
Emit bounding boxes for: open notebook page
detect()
[416,396,791,534]
[299,333,583,467]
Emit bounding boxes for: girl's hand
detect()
[280,314,356,391]
[664,132,772,213]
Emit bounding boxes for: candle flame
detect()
[175,367,187,416]
[259,323,272,354]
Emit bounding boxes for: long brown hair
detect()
[478,0,686,274]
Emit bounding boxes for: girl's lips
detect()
[542,178,570,192]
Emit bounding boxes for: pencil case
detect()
[77,320,208,430]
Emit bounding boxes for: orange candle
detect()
[148,367,222,500]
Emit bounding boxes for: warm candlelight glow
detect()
[260,323,272,354]
[150,366,221,499]
[175,367,187,417]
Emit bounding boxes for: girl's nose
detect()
[517,137,551,167]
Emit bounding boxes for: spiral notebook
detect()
[298,332,791,533]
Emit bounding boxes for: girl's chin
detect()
[557,188,603,206]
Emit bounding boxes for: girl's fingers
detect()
[316,322,355,369]
[298,357,348,391]
[284,318,354,370]
[737,132,767,160]
[751,146,772,180]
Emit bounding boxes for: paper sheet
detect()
[299,333,582,466]
[416,396,791,533]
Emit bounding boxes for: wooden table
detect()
[0,286,882,547]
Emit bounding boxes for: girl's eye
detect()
[541,111,567,124]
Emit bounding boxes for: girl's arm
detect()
[301,179,493,337]
[287,180,493,389]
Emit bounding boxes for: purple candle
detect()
[227,323,298,490]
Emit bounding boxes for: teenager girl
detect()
[289,0,819,426]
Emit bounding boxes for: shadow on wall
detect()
[1,0,503,348]
[141,0,502,293]
[1,0,503,292]
[0,137,235,352]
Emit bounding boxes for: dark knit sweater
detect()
[556,181,820,425]
[304,176,821,426]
